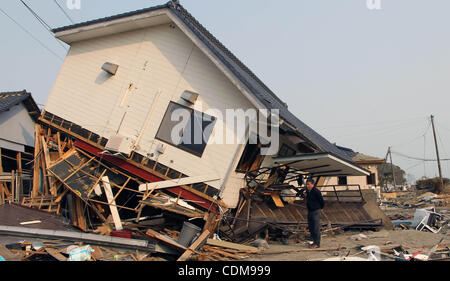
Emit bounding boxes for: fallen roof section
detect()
[273,152,371,177]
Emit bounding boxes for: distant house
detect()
[41,1,369,210]
[0,90,40,153]
[322,146,385,197]
[0,90,40,202]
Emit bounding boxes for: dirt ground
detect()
[245,229,450,261]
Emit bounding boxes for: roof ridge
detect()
[0,89,28,95]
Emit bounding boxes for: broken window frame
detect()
[155,101,216,158]
[235,139,265,173]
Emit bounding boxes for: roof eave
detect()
[53,7,172,44]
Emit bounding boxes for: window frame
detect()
[155,101,216,158]
[338,176,348,186]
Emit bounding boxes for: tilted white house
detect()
[43,2,368,210]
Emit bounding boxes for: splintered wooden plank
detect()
[202,246,248,260]
[45,248,67,261]
[146,229,187,252]
[32,124,41,197]
[87,169,107,198]
[41,135,57,196]
[91,246,104,260]
[177,230,210,261]
[205,239,259,253]
[271,192,285,208]
[102,176,123,231]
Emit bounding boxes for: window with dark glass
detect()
[338,176,348,185]
[367,173,376,185]
[155,102,216,157]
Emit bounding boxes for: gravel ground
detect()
[245,228,450,261]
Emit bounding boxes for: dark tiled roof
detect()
[51,1,353,162]
[0,90,30,112]
[0,90,41,121]
[352,153,385,163]
[336,145,358,159]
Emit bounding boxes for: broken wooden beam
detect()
[146,228,187,252]
[177,230,210,261]
[102,176,123,231]
[45,247,67,261]
[205,239,259,253]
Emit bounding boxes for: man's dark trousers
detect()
[307,209,322,246]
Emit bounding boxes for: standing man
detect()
[305,178,325,248]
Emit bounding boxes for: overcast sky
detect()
[1,0,449,183]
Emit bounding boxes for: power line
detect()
[19,0,52,30]
[391,150,450,162]
[319,116,426,130]
[19,0,68,51]
[424,134,427,177]
[53,0,75,24]
[0,7,63,61]
[436,120,450,133]
[405,162,424,171]
[436,127,449,177]
[391,118,431,148]
[335,121,419,141]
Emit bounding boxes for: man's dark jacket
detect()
[306,187,325,212]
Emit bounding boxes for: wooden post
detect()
[32,124,41,198]
[102,176,123,231]
[0,179,3,205]
[11,170,15,203]
[41,135,57,196]
[0,148,5,204]
[15,171,20,203]
[56,131,63,157]
[16,153,22,203]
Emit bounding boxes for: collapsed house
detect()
[11,1,389,244]
[0,90,40,205]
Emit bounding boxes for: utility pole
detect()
[430,115,444,193]
[387,147,397,189]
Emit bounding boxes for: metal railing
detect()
[318,184,365,202]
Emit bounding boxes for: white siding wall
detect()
[45,23,254,207]
[0,103,35,150]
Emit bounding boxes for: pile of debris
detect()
[390,207,449,233]
[0,123,265,261]
[0,224,260,262]
[381,191,450,209]
[380,189,450,234]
